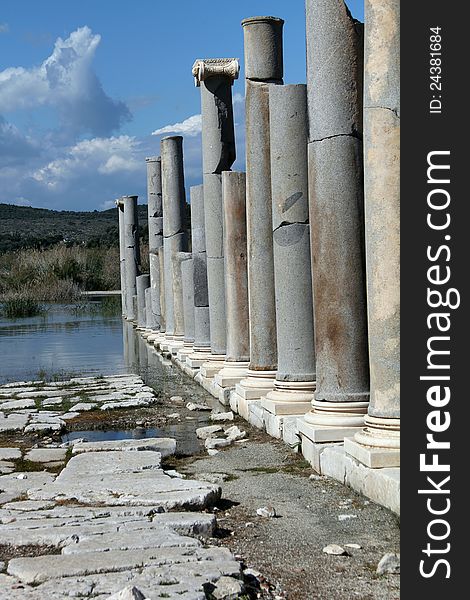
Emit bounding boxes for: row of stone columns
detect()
[116,1,400,473]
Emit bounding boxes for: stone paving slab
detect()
[7,546,237,585]
[0,376,244,598]
[72,438,177,456]
[24,448,68,463]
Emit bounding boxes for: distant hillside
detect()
[0,203,149,253]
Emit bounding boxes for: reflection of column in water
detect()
[123,320,139,374]
[122,319,129,369]
[138,335,148,372]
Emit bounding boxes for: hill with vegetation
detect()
[0,203,150,253]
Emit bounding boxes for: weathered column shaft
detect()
[145,287,153,330]
[146,156,163,330]
[172,254,186,338]
[235,16,284,402]
[157,247,166,334]
[349,0,400,457]
[136,274,150,329]
[122,195,140,321]
[180,253,195,345]
[261,84,315,416]
[223,171,249,363]
[300,0,369,441]
[116,199,127,317]
[161,136,188,338]
[192,59,239,357]
[190,185,211,351]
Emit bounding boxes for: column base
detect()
[186,348,212,368]
[176,343,194,362]
[146,331,160,344]
[261,380,315,416]
[168,336,185,355]
[199,355,226,378]
[234,369,276,400]
[345,416,400,468]
[214,361,249,388]
[302,398,369,442]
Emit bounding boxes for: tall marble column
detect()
[146,156,163,339]
[116,198,127,318]
[345,0,400,467]
[176,252,195,360]
[235,16,284,412]
[262,84,316,420]
[186,185,212,369]
[192,57,239,376]
[301,0,370,443]
[157,247,166,335]
[122,195,140,322]
[214,171,250,390]
[136,273,150,330]
[160,136,188,352]
[171,252,186,353]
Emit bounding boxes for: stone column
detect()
[186,184,212,369]
[136,273,150,330]
[235,16,284,415]
[175,252,195,360]
[154,246,166,340]
[146,156,163,339]
[144,287,153,334]
[160,136,188,352]
[122,195,140,322]
[300,0,370,444]
[192,58,239,377]
[116,198,127,318]
[345,0,400,467]
[171,252,187,354]
[214,172,250,392]
[261,84,315,425]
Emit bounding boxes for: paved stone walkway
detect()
[0,376,246,599]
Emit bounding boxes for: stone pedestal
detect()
[143,287,154,336]
[116,198,127,317]
[301,0,369,443]
[214,172,250,394]
[146,156,163,332]
[185,185,212,370]
[161,136,188,349]
[122,195,140,322]
[346,0,400,468]
[235,16,284,404]
[171,252,193,358]
[192,59,239,363]
[261,84,315,425]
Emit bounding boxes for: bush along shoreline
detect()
[0,244,148,318]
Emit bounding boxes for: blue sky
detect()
[0,0,364,211]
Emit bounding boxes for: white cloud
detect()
[152,114,202,138]
[0,26,130,137]
[0,23,8,34]
[33,135,141,189]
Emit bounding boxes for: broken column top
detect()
[242,16,284,82]
[192,58,240,87]
[161,135,183,143]
[122,195,138,200]
[145,156,161,163]
[115,197,123,207]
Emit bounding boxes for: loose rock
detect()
[256,506,276,518]
[377,553,400,575]
[322,544,348,556]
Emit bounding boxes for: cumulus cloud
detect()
[0,116,40,165]
[32,135,142,190]
[152,114,202,138]
[0,26,131,137]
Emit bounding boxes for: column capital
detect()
[192,58,240,87]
